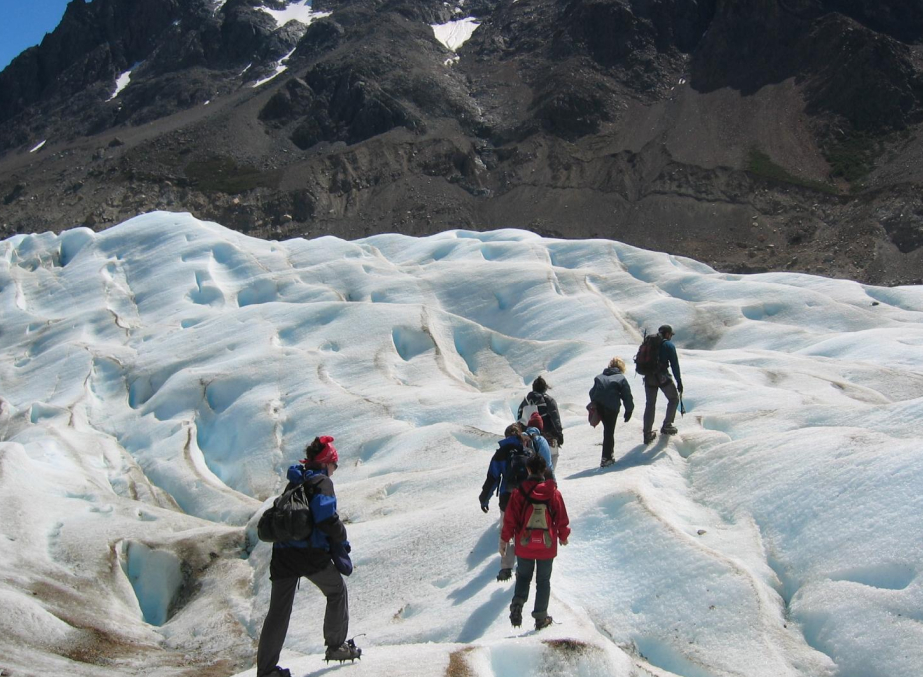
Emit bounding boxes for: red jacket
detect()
[501,477,570,560]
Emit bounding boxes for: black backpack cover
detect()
[506,445,534,490]
[257,482,314,543]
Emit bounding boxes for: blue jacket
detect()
[660,340,682,388]
[478,435,525,511]
[277,465,346,551]
[524,426,554,479]
[269,464,349,580]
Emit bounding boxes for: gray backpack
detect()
[257,482,314,543]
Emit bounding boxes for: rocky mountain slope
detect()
[1,0,922,285]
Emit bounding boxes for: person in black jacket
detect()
[517,376,564,469]
[256,436,360,677]
[642,324,683,444]
[589,357,634,467]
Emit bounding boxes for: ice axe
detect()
[679,392,686,417]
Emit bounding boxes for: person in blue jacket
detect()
[589,357,635,467]
[478,423,527,581]
[256,436,360,677]
[642,324,683,444]
[523,412,555,479]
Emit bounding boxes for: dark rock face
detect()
[563,0,713,66]
[288,63,420,149]
[692,0,923,133]
[2,0,923,286]
[0,0,184,121]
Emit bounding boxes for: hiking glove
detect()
[481,503,489,513]
[499,541,508,556]
[677,381,684,394]
[624,410,632,423]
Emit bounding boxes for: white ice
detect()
[1,212,921,677]
[107,64,141,101]
[252,48,297,88]
[431,17,480,52]
[258,0,331,30]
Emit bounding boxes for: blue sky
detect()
[0,0,74,71]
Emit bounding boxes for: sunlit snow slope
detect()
[1,213,921,677]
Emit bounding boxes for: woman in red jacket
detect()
[501,453,570,630]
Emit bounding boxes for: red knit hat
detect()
[305,436,338,465]
[528,412,544,431]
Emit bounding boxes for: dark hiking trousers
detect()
[643,376,679,434]
[599,404,619,463]
[256,561,348,676]
[513,556,554,619]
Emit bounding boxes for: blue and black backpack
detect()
[506,444,534,490]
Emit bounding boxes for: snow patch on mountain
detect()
[431,17,480,52]
[108,63,142,101]
[252,48,297,88]
[258,0,331,29]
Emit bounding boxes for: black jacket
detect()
[517,391,564,445]
[589,367,634,418]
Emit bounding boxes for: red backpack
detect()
[634,332,664,376]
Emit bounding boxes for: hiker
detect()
[517,376,564,469]
[588,357,634,467]
[256,436,360,677]
[479,423,530,581]
[502,453,570,631]
[641,324,683,444]
[523,412,554,480]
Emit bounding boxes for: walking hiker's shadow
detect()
[566,438,667,480]
[456,588,509,643]
[466,520,499,568]
[304,665,349,676]
[448,565,499,606]
[450,521,506,605]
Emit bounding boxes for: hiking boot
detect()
[600,458,615,468]
[261,668,291,677]
[496,568,512,582]
[660,424,678,435]
[325,639,361,663]
[643,431,657,445]
[534,615,553,631]
[510,599,524,627]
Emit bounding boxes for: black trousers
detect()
[256,561,348,676]
[599,404,619,462]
